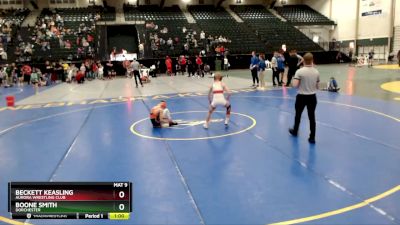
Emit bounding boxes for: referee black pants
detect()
[293,94,317,139]
[133,70,143,87]
[272,69,279,85]
[287,67,297,86]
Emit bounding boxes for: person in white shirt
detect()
[167,38,173,45]
[200,31,205,40]
[270,51,279,86]
[98,63,104,80]
[223,56,229,71]
[289,53,319,143]
[204,73,231,129]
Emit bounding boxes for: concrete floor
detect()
[16,64,400,106]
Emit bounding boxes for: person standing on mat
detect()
[289,53,319,144]
[204,73,231,129]
[250,51,259,87]
[286,49,303,86]
[131,59,143,88]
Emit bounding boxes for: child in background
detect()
[30,68,40,94]
[98,63,104,80]
[327,77,340,92]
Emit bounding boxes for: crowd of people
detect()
[0,59,120,91]
[0,8,30,61]
[146,21,231,58]
[14,8,98,63]
[163,54,217,78]
[246,49,305,89]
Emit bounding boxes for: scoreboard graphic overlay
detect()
[8,182,132,220]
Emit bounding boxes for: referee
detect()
[131,59,143,88]
[289,53,319,143]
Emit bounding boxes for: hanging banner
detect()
[360,0,383,16]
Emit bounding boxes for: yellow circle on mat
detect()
[381,81,400,94]
[374,64,400,70]
[130,111,256,141]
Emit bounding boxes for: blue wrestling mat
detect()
[0,87,399,225]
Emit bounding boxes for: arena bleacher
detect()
[276,4,335,25]
[124,4,198,57]
[0,8,30,63]
[0,3,340,66]
[188,5,265,54]
[12,6,116,62]
[124,4,186,21]
[231,5,323,52]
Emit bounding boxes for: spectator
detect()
[22,64,32,84]
[0,67,4,87]
[98,63,104,80]
[196,55,204,77]
[165,56,173,76]
[0,48,7,60]
[65,40,71,49]
[187,57,195,77]
[138,43,144,58]
[30,68,40,94]
[106,60,115,79]
[67,64,77,83]
[271,51,279,86]
[59,36,65,48]
[193,38,198,48]
[258,54,267,89]
[62,62,69,81]
[277,51,285,86]
[250,51,259,87]
[179,56,187,75]
[224,56,229,71]
[286,49,304,86]
[368,50,374,67]
[76,70,85,83]
[200,31,205,40]
[327,77,340,92]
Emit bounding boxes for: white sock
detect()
[225,117,229,125]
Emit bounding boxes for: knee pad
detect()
[226,104,231,114]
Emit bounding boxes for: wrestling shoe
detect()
[289,128,298,136]
[203,122,209,129]
[224,118,229,126]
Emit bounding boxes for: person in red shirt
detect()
[22,64,32,84]
[220,45,225,56]
[196,55,204,77]
[87,34,94,42]
[92,63,98,79]
[180,56,186,75]
[165,56,173,76]
[76,71,85,83]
